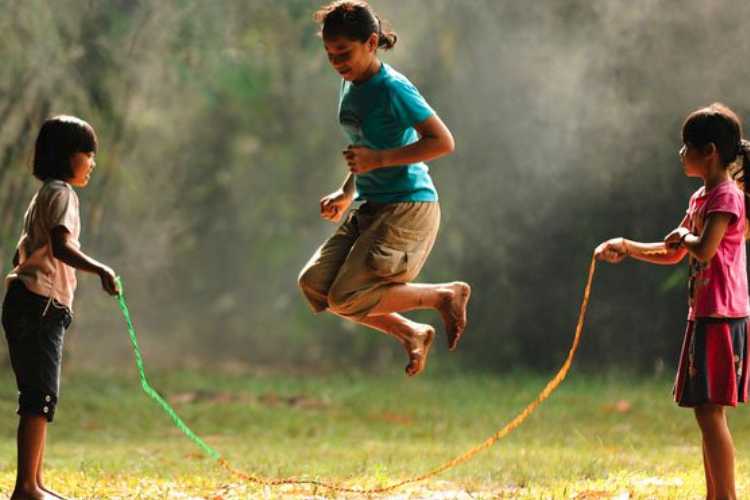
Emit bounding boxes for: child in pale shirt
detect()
[2,116,118,500]
[596,103,750,500]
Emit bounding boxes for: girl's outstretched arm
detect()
[623,239,687,264]
[596,215,689,265]
[50,226,119,295]
[343,115,455,174]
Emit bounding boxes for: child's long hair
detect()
[314,1,397,50]
[33,115,97,182]
[682,103,750,220]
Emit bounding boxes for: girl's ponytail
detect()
[375,15,397,50]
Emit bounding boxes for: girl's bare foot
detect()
[404,325,435,376]
[39,485,71,500]
[437,282,471,351]
[11,486,56,500]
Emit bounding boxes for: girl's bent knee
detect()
[298,275,330,314]
[298,268,325,295]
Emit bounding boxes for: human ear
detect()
[367,32,379,52]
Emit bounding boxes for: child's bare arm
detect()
[343,114,455,174]
[670,212,733,262]
[623,240,687,264]
[379,114,454,166]
[339,172,356,197]
[50,226,119,295]
[596,215,689,265]
[320,173,355,223]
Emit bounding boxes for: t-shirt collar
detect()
[352,61,386,88]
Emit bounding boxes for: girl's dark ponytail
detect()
[375,15,397,50]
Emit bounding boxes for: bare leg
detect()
[703,441,716,500]
[695,405,736,500]
[358,314,435,376]
[12,415,52,500]
[368,282,471,351]
[351,312,412,341]
[335,312,435,376]
[37,438,70,500]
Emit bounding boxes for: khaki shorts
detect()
[298,201,440,319]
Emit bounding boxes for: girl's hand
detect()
[664,227,691,251]
[595,238,629,263]
[98,265,119,296]
[320,189,353,222]
[343,146,384,175]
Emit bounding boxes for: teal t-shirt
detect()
[338,63,438,203]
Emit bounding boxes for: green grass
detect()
[0,367,749,499]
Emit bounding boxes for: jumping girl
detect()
[596,103,750,500]
[298,1,471,377]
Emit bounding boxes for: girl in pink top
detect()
[596,103,750,500]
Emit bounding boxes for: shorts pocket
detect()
[367,223,430,281]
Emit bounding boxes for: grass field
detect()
[1,365,749,499]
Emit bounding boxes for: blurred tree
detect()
[1,0,750,374]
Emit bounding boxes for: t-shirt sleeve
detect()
[705,189,743,224]
[47,188,79,234]
[387,77,435,128]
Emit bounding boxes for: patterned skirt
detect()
[674,317,750,407]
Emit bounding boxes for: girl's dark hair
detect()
[314,1,397,50]
[33,115,97,181]
[682,103,750,219]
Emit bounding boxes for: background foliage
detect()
[2,1,750,374]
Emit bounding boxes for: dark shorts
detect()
[2,280,71,422]
[674,317,750,408]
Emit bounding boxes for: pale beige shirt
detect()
[6,179,80,311]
